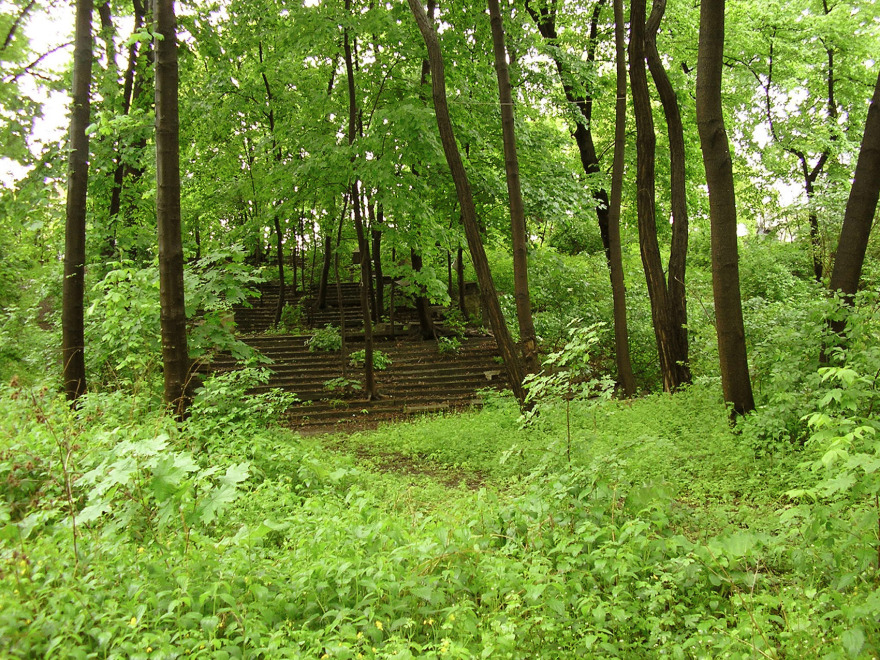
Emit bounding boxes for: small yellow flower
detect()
[448,614,455,623]
[147,647,152,653]
[423,618,434,626]
[375,620,383,631]
[138,547,145,554]
[357,632,364,640]
[321,654,329,660]
[129,617,137,627]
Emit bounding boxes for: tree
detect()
[486,0,538,375]
[696,0,755,416]
[407,0,526,405]
[645,0,690,387]
[827,67,880,331]
[155,0,191,416]
[607,0,635,396]
[62,0,93,403]
[629,0,690,392]
[344,0,378,399]
[525,0,611,259]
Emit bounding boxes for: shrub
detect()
[349,349,392,370]
[306,324,342,352]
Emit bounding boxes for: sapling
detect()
[522,321,614,463]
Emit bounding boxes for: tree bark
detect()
[411,248,435,339]
[696,0,755,416]
[106,0,145,254]
[62,0,93,404]
[273,216,286,326]
[317,231,332,309]
[828,69,880,328]
[344,4,378,399]
[371,203,385,319]
[629,0,688,392]
[408,0,526,404]
[645,0,691,386]
[608,0,636,396]
[155,0,192,417]
[487,0,539,375]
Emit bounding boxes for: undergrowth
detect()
[1,371,878,657]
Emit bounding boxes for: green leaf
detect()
[842,627,865,658]
[220,462,250,487]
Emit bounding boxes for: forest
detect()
[1,0,880,656]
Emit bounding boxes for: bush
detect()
[306,324,342,352]
[349,349,392,370]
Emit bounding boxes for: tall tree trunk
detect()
[457,245,468,319]
[828,69,880,332]
[106,0,145,250]
[645,0,691,386]
[155,0,191,417]
[62,0,93,404]
[411,248,435,339]
[273,216,286,326]
[408,0,526,404]
[317,231,333,309]
[525,0,611,260]
[371,204,384,319]
[257,42,287,327]
[487,0,539,375]
[608,0,636,396]
[696,0,755,416]
[629,0,687,392]
[344,5,378,399]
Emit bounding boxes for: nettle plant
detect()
[306,324,342,352]
[522,321,614,462]
[79,433,250,547]
[349,349,392,371]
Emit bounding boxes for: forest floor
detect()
[1,380,875,658]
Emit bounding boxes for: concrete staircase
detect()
[205,279,511,433]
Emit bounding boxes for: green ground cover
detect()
[2,373,877,659]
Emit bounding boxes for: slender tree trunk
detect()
[646,0,691,386]
[371,204,384,319]
[457,245,467,319]
[408,0,526,404]
[317,231,332,309]
[608,0,636,396]
[62,0,93,404]
[273,216,286,326]
[155,0,191,417]
[525,0,611,260]
[106,0,145,249]
[411,248,435,339]
[828,69,880,331]
[344,6,378,399]
[629,0,687,392]
[487,0,539,375]
[696,0,755,416]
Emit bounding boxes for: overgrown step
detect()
[211,281,511,432]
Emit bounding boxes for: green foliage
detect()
[188,367,299,438]
[86,251,263,386]
[79,434,251,541]
[522,322,615,461]
[323,376,362,396]
[349,349,392,371]
[3,378,880,658]
[306,324,342,352]
[437,336,461,355]
[279,302,306,333]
